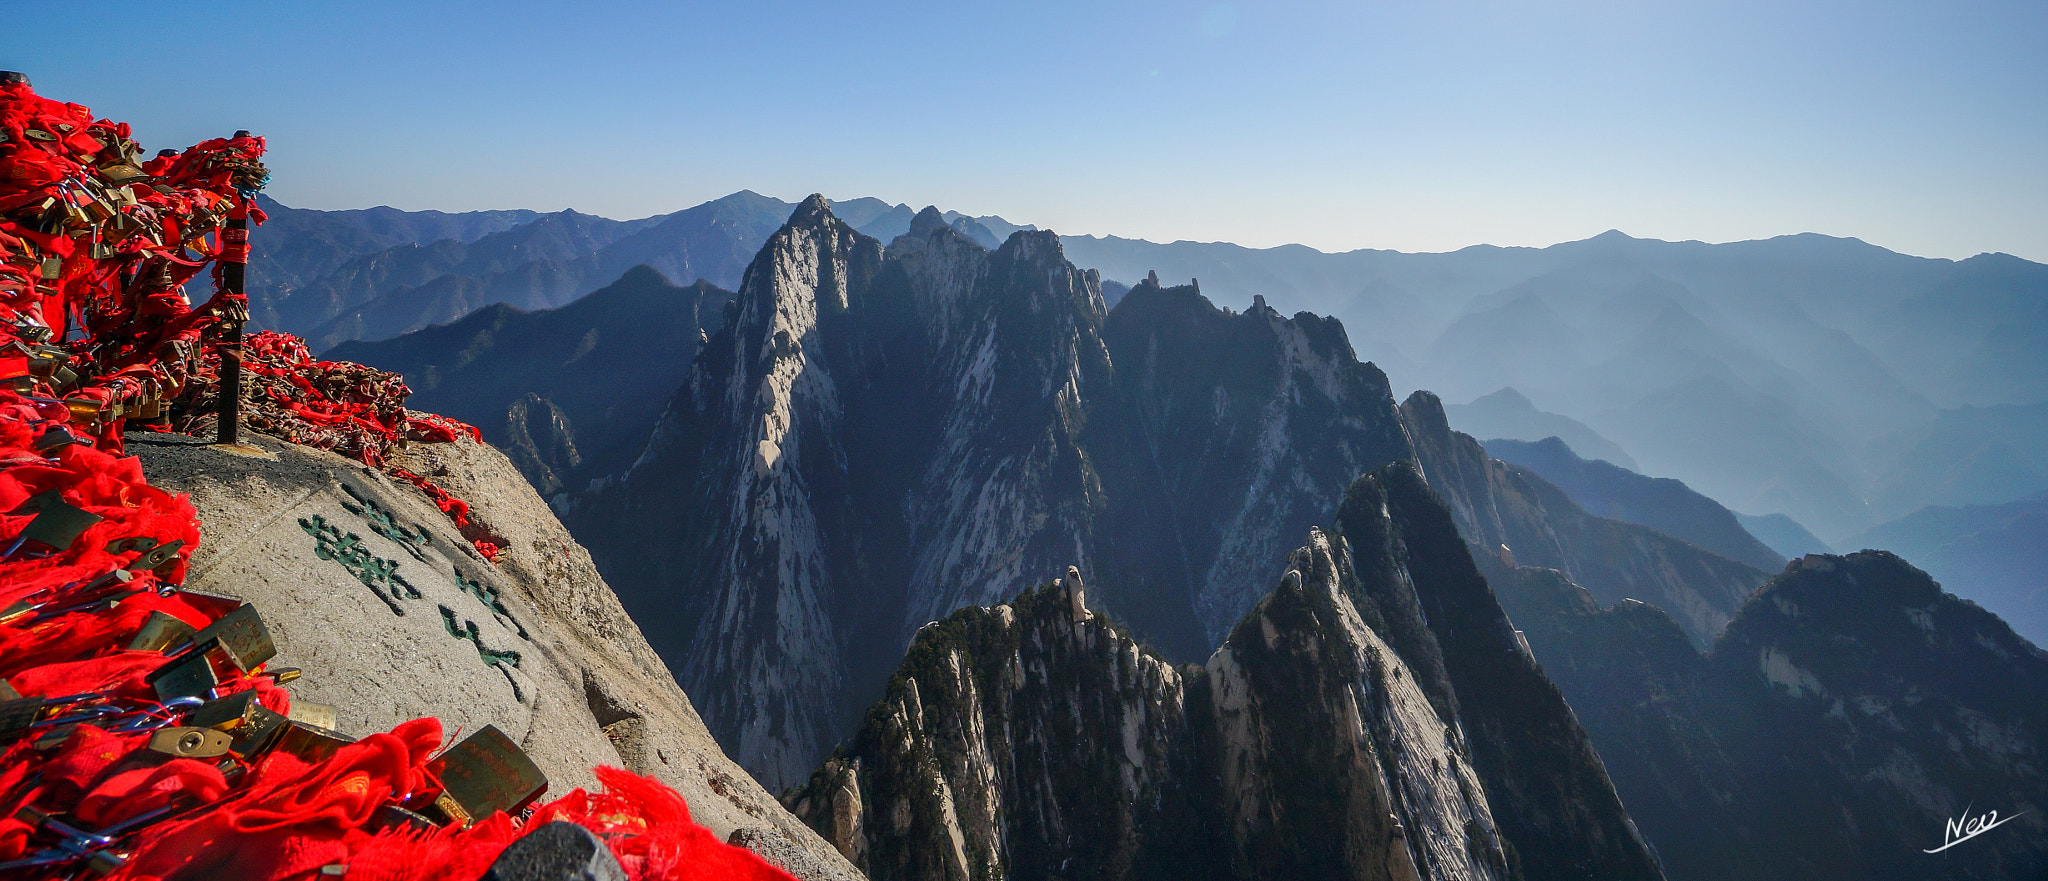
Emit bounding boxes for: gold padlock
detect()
[148,726,232,758]
[98,162,147,184]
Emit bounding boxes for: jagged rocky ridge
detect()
[1497,552,2048,881]
[572,197,1777,788]
[785,464,1663,881]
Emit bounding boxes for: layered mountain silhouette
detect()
[327,266,734,496]
[1845,492,2048,648]
[523,199,1772,789]
[1734,511,1834,558]
[1448,387,1638,471]
[1483,436,1785,573]
[307,195,2048,879]
[260,193,2048,553]
[1065,230,2046,546]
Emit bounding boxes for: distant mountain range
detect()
[256,192,2048,548]
[1844,492,2048,648]
[1450,387,1638,471]
[327,267,735,496]
[252,188,2046,662]
[1482,436,1785,573]
[283,195,2048,879]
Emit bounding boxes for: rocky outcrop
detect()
[1499,552,2048,881]
[787,465,1663,881]
[129,431,861,881]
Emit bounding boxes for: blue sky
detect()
[13,0,2046,260]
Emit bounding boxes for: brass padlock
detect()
[425,725,549,826]
[148,726,232,759]
[270,721,355,763]
[13,491,105,551]
[289,701,338,731]
[186,604,273,671]
[98,162,147,184]
[185,691,259,731]
[145,644,220,702]
[228,705,289,758]
[128,610,198,653]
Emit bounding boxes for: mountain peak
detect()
[613,264,671,287]
[789,193,833,226]
[908,204,946,240]
[1475,386,1535,409]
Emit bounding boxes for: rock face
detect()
[1499,552,2048,881]
[1095,279,1417,656]
[786,464,1664,881]
[128,431,860,881]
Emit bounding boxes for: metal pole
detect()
[216,131,251,446]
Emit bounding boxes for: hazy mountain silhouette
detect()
[1484,436,1785,572]
[257,195,2048,572]
[1844,492,2048,648]
[327,266,733,496]
[1449,387,1638,470]
[1735,512,1834,559]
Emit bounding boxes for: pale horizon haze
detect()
[11,0,2046,262]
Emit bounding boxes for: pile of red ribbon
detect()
[0,76,797,879]
[170,330,503,561]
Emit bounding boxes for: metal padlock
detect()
[270,721,354,764]
[148,726,231,759]
[184,691,259,731]
[425,725,548,826]
[11,492,104,552]
[186,604,273,671]
[288,702,337,731]
[127,611,197,653]
[125,538,186,574]
[145,645,219,702]
[97,163,146,184]
[228,705,289,759]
